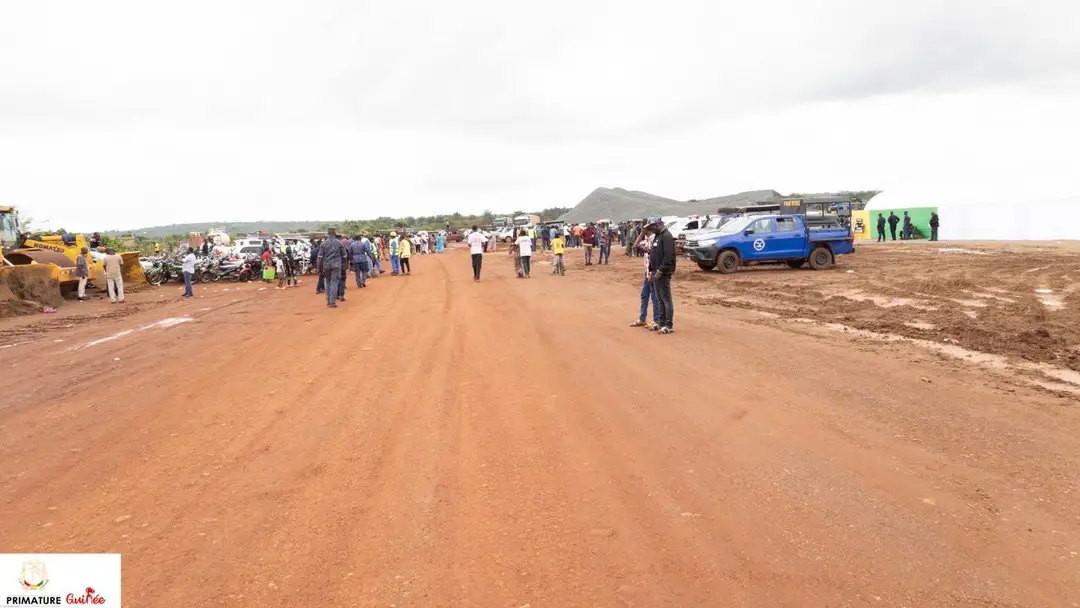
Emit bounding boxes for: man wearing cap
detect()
[645,216,676,334]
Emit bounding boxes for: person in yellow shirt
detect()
[399,233,413,275]
[551,232,566,275]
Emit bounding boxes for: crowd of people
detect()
[308,229,443,308]
[462,217,677,334]
[144,220,679,334]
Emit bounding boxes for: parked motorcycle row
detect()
[140,252,315,286]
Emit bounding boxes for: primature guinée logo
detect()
[18,558,48,590]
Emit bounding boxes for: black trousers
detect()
[655,273,674,329]
[889,226,897,240]
[471,253,483,280]
[877,227,885,242]
[400,258,411,273]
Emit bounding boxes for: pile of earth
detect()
[558,187,784,224]
[0,267,63,319]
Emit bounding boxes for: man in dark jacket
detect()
[929,212,940,241]
[902,211,912,240]
[75,246,90,301]
[646,215,677,334]
[876,213,886,242]
[317,230,347,308]
[887,212,900,241]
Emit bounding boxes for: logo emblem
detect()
[753,238,766,251]
[19,559,48,591]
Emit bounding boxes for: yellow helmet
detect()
[390,231,397,237]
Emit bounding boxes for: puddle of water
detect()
[1035,288,1065,310]
[788,318,1079,393]
[938,248,991,256]
[837,290,930,309]
[81,329,135,348]
[966,291,1015,303]
[150,318,194,329]
[75,317,193,350]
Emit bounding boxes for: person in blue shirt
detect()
[348,234,371,288]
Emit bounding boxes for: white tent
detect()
[865,187,1079,241]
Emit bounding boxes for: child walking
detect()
[551,232,566,275]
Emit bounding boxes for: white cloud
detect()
[1,0,1077,231]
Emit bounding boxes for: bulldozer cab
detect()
[0,206,21,253]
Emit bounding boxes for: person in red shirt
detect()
[582,225,596,265]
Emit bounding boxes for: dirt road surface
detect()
[2,244,1078,607]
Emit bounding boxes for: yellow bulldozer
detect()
[0,205,144,301]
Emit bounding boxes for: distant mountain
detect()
[557,188,680,223]
[558,187,784,223]
[105,221,332,238]
[698,189,784,211]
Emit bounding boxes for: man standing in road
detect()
[317,229,347,308]
[582,224,595,265]
[348,234,370,288]
[887,211,900,241]
[182,246,196,297]
[389,231,401,275]
[646,216,676,334]
[102,247,125,304]
[75,246,90,301]
[929,212,940,241]
[876,213,887,242]
[467,225,485,282]
[902,211,913,240]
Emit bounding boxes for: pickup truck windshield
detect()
[716,216,755,235]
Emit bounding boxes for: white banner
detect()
[0,554,121,607]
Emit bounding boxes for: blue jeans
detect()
[183,271,193,297]
[391,255,400,274]
[521,256,531,276]
[599,245,610,264]
[639,277,660,323]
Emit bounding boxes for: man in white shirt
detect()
[467,225,486,282]
[102,248,125,303]
[516,230,533,278]
[181,246,196,297]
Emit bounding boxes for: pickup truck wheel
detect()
[696,260,717,271]
[787,261,804,269]
[809,246,834,270]
[717,250,740,274]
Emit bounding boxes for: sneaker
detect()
[648,323,660,331]
[658,326,673,334]
[630,320,646,327]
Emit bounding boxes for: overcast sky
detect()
[2,0,1078,231]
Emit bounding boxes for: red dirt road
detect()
[2,249,1078,607]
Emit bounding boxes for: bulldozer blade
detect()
[120,252,145,286]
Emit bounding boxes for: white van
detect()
[232,238,267,256]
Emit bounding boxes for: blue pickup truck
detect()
[683,214,854,273]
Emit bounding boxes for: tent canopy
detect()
[865,188,1076,241]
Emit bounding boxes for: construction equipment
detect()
[0,205,144,294]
